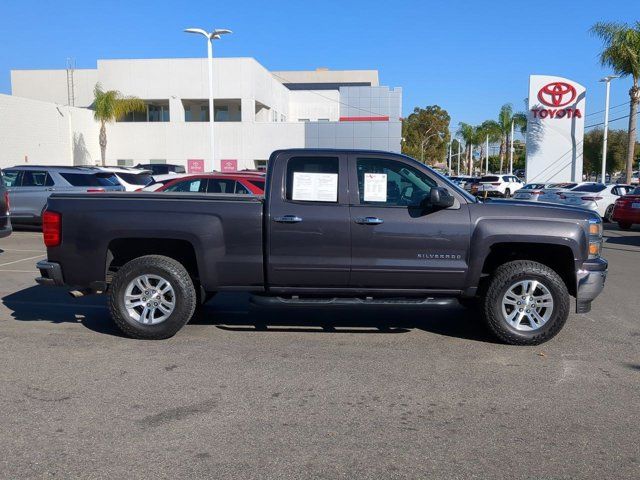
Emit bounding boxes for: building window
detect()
[254,160,268,171]
[183,99,241,122]
[117,159,134,167]
[119,101,170,122]
[318,118,330,122]
[298,118,310,123]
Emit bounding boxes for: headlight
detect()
[588,218,603,258]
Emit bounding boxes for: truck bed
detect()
[45,192,265,290]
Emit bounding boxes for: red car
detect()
[157,173,265,195]
[612,186,640,230]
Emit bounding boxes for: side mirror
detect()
[422,187,455,210]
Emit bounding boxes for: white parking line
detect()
[0,269,39,273]
[0,254,45,267]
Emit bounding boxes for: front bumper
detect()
[36,260,65,286]
[575,258,607,313]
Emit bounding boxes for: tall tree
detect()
[478,120,503,173]
[456,122,477,175]
[92,83,146,165]
[584,128,637,177]
[402,105,451,164]
[482,104,527,174]
[591,21,640,184]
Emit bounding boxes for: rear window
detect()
[632,187,640,195]
[117,173,153,186]
[60,172,120,187]
[480,176,500,182]
[523,184,546,190]
[571,184,606,193]
[548,183,577,189]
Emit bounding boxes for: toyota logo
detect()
[537,82,577,107]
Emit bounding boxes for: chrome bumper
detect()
[575,258,607,313]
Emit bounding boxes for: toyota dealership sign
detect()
[525,75,586,183]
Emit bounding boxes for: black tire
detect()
[504,188,511,198]
[109,255,197,339]
[604,205,614,223]
[481,260,570,345]
[618,222,632,230]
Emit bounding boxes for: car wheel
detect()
[504,188,511,198]
[604,205,614,223]
[618,222,632,230]
[482,260,570,345]
[109,255,197,339]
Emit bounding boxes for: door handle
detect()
[273,215,303,223]
[355,217,384,225]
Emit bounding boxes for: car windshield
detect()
[547,183,577,189]
[117,173,153,186]
[480,176,500,182]
[60,172,120,187]
[571,183,606,193]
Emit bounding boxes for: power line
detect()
[585,100,630,117]
[585,112,634,130]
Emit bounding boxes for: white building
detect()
[2,58,402,171]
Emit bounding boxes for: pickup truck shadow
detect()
[2,287,496,343]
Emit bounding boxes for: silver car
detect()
[536,183,579,204]
[513,183,552,202]
[3,165,124,224]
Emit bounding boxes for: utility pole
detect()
[448,141,452,174]
[485,135,489,174]
[509,121,515,175]
[457,141,461,176]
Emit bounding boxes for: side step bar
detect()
[250,295,456,308]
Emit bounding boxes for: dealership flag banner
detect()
[525,75,586,183]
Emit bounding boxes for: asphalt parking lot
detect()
[0,227,638,479]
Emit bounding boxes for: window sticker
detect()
[292,172,338,202]
[363,173,387,202]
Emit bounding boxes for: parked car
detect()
[97,167,153,191]
[476,175,524,197]
[514,169,526,179]
[37,149,607,345]
[142,174,190,192]
[612,186,640,230]
[614,171,639,185]
[135,163,186,176]
[157,174,265,195]
[0,168,12,238]
[559,183,633,222]
[513,183,552,202]
[2,166,124,224]
[536,183,580,204]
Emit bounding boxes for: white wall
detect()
[11,69,97,107]
[288,90,339,121]
[0,94,99,168]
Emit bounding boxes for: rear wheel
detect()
[109,255,197,339]
[604,204,614,223]
[482,260,570,345]
[504,188,511,198]
[618,222,632,230]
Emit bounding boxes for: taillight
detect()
[581,196,603,201]
[531,191,543,195]
[42,210,61,247]
[87,188,105,193]
[3,191,9,213]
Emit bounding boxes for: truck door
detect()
[348,154,470,291]
[267,153,350,287]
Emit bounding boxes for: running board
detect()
[250,295,456,308]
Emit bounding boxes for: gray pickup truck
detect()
[36,149,607,345]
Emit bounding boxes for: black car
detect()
[136,164,186,176]
[0,168,12,238]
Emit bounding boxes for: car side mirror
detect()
[421,187,455,211]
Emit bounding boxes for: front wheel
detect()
[618,222,632,230]
[482,260,570,345]
[504,188,511,198]
[109,255,197,339]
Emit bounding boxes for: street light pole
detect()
[448,141,452,174]
[184,27,232,172]
[600,75,620,183]
[485,135,489,174]
[509,121,515,175]
[457,141,461,176]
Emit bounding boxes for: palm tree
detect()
[478,120,503,173]
[591,21,640,184]
[457,122,477,175]
[92,83,146,165]
[483,104,527,174]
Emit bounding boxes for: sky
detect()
[0,0,637,138]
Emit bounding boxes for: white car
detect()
[97,167,153,191]
[142,173,189,191]
[512,183,553,202]
[536,182,580,204]
[559,183,634,221]
[476,174,524,197]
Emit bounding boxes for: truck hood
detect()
[473,198,601,222]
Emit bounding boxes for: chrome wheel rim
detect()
[124,274,176,325]
[501,280,554,331]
